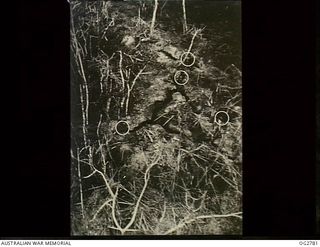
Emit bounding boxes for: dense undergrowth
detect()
[71,0,242,235]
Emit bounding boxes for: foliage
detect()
[71,0,242,235]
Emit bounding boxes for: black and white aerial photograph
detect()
[70,0,242,235]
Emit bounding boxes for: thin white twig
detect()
[90,199,112,222]
[76,148,85,219]
[164,212,242,235]
[125,65,146,116]
[150,0,158,36]
[79,86,88,146]
[186,29,200,57]
[119,51,125,90]
[82,170,97,179]
[182,0,187,34]
[97,114,103,138]
[123,155,161,232]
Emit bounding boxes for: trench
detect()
[129,85,191,134]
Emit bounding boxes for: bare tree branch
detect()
[150,0,159,36]
[164,212,242,235]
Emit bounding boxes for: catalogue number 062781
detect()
[299,241,318,246]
